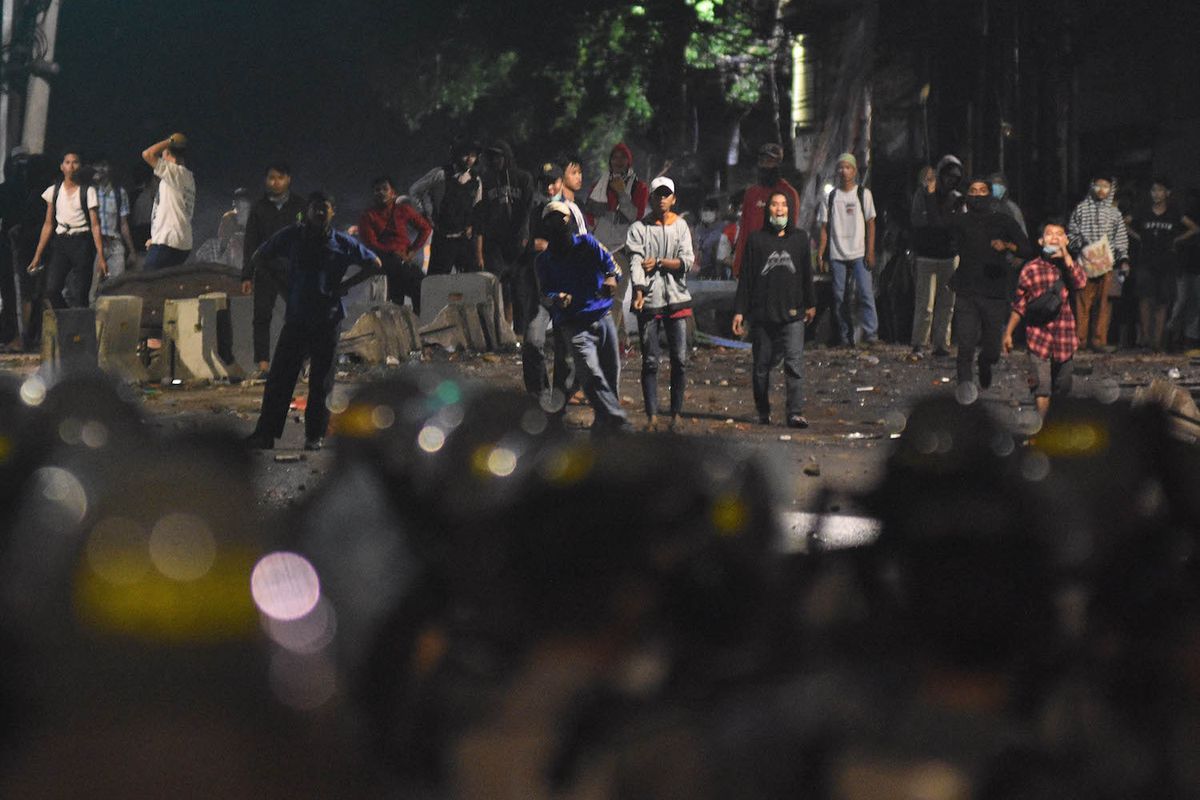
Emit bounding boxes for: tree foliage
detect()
[362,0,785,169]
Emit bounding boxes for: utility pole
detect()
[21,0,60,155]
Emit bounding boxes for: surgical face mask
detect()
[991,183,1006,200]
[700,210,717,224]
[768,214,788,230]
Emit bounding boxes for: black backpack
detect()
[50,180,93,234]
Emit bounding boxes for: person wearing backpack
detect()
[1003,219,1087,417]
[26,151,106,308]
[817,152,879,347]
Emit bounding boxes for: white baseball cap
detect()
[649,176,675,195]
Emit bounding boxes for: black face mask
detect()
[940,171,962,193]
[545,217,573,251]
[964,195,991,213]
[758,167,781,187]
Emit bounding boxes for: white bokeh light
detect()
[251,552,321,621]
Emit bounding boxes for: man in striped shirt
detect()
[1068,175,1130,352]
[88,160,135,303]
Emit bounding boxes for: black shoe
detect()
[758,412,771,425]
[978,361,993,389]
[244,432,274,450]
[787,414,809,429]
[932,347,951,358]
[304,437,324,451]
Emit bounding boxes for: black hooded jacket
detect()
[476,140,535,259]
[910,155,964,259]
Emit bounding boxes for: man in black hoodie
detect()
[731,191,816,428]
[410,139,482,276]
[932,177,1032,391]
[476,140,534,329]
[910,155,964,358]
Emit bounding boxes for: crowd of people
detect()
[1,133,1198,438]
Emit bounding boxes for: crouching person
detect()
[244,192,382,451]
[536,201,628,433]
[1002,218,1088,417]
[628,177,695,431]
[731,191,816,428]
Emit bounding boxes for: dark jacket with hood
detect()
[734,219,816,325]
[476,140,534,259]
[931,194,1033,299]
[911,155,964,259]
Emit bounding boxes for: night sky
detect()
[46,0,435,240]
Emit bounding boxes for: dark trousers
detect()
[427,234,477,275]
[380,252,424,314]
[143,244,190,271]
[522,304,575,406]
[953,293,1008,384]
[483,241,517,326]
[253,316,339,442]
[46,234,95,309]
[252,268,285,365]
[0,240,16,342]
[638,314,687,418]
[751,320,806,418]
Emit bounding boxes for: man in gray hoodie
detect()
[627,176,694,430]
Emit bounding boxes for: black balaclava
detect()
[546,213,573,253]
[757,165,781,188]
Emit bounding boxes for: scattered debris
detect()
[273,453,305,463]
[802,459,821,476]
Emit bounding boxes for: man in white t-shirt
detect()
[817,152,879,346]
[26,151,107,308]
[141,132,196,270]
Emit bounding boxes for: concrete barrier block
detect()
[41,308,98,370]
[95,295,146,382]
[227,293,285,374]
[418,303,469,352]
[162,295,238,382]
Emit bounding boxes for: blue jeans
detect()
[143,244,190,271]
[751,320,806,418]
[565,312,627,429]
[830,257,878,344]
[637,314,688,418]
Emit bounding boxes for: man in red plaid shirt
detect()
[1003,219,1089,416]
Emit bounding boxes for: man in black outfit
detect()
[241,161,306,376]
[244,192,381,451]
[931,177,1032,391]
[410,139,482,276]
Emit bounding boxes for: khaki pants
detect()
[911,256,956,351]
[1074,271,1113,348]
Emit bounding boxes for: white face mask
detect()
[769,215,788,230]
[700,210,717,224]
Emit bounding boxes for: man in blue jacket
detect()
[535,201,627,432]
[244,192,382,451]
